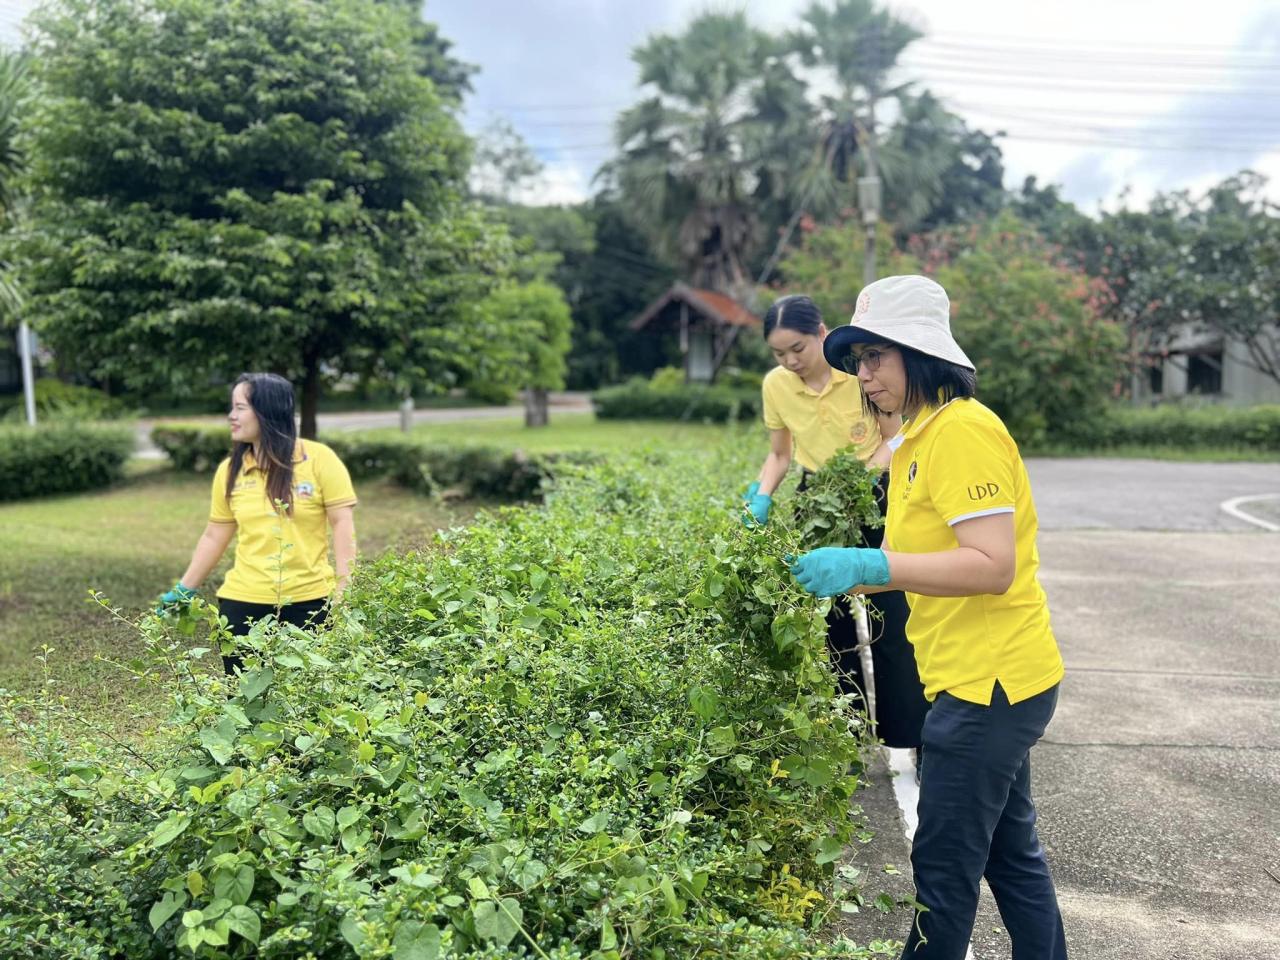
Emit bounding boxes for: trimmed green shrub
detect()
[1035,403,1280,452]
[0,380,135,422]
[593,378,761,423]
[0,421,135,501]
[150,425,601,500]
[0,450,891,958]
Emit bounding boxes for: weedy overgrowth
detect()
[0,448,897,958]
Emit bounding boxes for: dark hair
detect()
[763,294,823,339]
[225,372,297,513]
[850,342,978,418]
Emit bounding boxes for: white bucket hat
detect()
[823,275,975,372]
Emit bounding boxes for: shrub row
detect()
[151,425,597,500]
[0,449,890,958]
[0,421,136,501]
[0,380,136,422]
[592,379,761,423]
[1043,402,1280,452]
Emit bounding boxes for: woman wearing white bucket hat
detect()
[789,275,1068,960]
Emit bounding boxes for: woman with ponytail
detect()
[157,373,358,674]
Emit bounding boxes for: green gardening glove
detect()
[743,492,772,528]
[156,581,197,615]
[789,547,890,597]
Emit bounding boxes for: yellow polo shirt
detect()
[885,399,1063,705]
[762,366,881,471]
[210,441,357,605]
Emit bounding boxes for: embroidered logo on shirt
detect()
[901,459,918,503]
[296,481,315,499]
[967,482,1000,501]
[850,422,869,443]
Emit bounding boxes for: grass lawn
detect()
[0,466,470,765]
[398,411,755,453]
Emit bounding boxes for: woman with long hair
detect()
[744,294,930,759]
[157,372,358,674]
[790,275,1067,959]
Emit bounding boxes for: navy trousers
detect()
[902,682,1067,960]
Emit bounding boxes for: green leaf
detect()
[467,876,491,900]
[340,912,365,950]
[336,805,361,829]
[225,905,260,944]
[151,813,191,848]
[576,809,609,834]
[199,725,235,765]
[303,805,336,839]
[706,725,737,755]
[687,685,720,722]
[239,667,273,702]
[393,920,441,960]
[473,898,522,946]
[815,836,845,865]
[213,865,254,905]
[148,891,186,931]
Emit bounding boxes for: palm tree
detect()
[0,50,31,318]
[788,0,923,221]
[608,12,775,296]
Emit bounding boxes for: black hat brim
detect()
[823,324,899,372]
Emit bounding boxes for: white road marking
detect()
[1220,493,1280,532]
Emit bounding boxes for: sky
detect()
[3,0,1278,212]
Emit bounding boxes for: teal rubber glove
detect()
[789,547,890,597]
[742,481,761,500]
[743,492,772,528]
[156,581,197,615]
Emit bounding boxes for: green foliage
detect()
[0,451,893,959]
[149,425,595,500]
[1045,403,1280,453]
[782,214,1126,446]
[921,215,1127,445]
[560,198,678,390]
[11,0,513,434]
[481,280,574,393]
[790,450,883,549]
[1,379,135,421]
[0,421,135,500]
[593,378,761,423]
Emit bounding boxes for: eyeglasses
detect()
[842,347,891,374]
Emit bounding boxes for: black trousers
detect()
[216,597,328,675]
[903,683,1066,959]
[800,470,930,749]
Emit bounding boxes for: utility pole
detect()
[18,319,36,426]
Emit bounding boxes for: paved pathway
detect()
[843,458,1280,958]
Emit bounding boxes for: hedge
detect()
[592,379,761,423]
[0,421,136,501]
[0,448,892,959]
[151,425,599,500]
[1046,403,1280,452]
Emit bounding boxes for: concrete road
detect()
[847,458,1280,959]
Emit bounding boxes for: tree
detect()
[780,213,1126,444]
[479,280,572,427]
[609,12,773,294]
[558,197,677,389]
[788,0,922,220]
[12,0,511,437]
[0,50,29,319]
[372,0,477,103]
[471,118,544,204]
